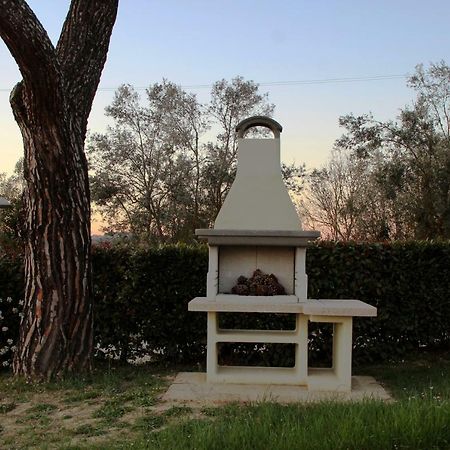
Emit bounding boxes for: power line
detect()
[100,74,409,91]
[0,74,408,93]
[259,74,407,86]
[183,74,408,89]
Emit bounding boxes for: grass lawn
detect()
[0,352,449,450]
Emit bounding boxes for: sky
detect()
[1,0,450,176]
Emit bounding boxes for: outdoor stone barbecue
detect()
[188,116,376,392]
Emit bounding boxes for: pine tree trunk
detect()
[0,0,118,380]
[11,84,93,378]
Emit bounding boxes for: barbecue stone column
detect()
[295,247,308,300]
[206,245,219,381]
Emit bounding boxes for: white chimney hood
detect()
[197,116,319,245]
[214,116,302,231]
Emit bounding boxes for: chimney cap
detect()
[236,116,282,139]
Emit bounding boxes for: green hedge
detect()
[308,241,450,362]
[1,242,449,368]
[92,244,207,363]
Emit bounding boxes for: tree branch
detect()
[0,0,61,112]
[56,0,119,136]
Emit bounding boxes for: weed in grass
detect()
[200,403,242,418]
[127,389,159,407]
[20,402,57,424]
[17,414,52,426]
[113,392,134,402]
[27,402,57,413]
[105,378,167,409]
[72,423,106,437]
[200,406,219,417]
[64,389,101,403]
[113,421,130,430]
[133,413,166,432]
[93,399,134,421]
[163,406,193,418]
[5,424,70,449]
[0,402,16,413]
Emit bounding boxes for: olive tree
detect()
[305,62,450,241]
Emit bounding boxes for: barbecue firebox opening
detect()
[231,269,286,296]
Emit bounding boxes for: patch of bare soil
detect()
[0,374,207,449]
[0,391,143,448]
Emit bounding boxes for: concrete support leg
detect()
[206,311,218,382]
[307,315,353,392]
[294,314,308,384]
[333,317,353,391]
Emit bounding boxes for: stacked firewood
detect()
[231,269,286,296]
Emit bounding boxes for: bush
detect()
[1,241,449,369]
[0,254,24,369]
[308,241,450,363]
[92,243,207,363]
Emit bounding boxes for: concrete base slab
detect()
[162,372,391,405]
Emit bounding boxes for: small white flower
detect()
[1,326,8,332]
[6,297,12,303]
[19,300,24,306]
[12,308,18,314]
[7,339,13,345]
[2,361,9,367]
[11,346,17,352]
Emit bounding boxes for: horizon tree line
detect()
[2,62,450,245]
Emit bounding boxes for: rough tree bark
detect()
[0,0,119,379]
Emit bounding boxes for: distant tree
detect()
[0,0,118,379]
[305,61,450,241]
[281,161,306,197]
[301,150,368,240]
[89,77,305,241]
[88,81,208,242]
[0,159,25,248]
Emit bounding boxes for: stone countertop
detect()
[188,296,377,317]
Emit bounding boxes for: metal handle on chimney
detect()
[235,116,283,139]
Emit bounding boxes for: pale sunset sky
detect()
[1,1,449,175]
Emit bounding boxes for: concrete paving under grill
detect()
[162,372,391,405]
